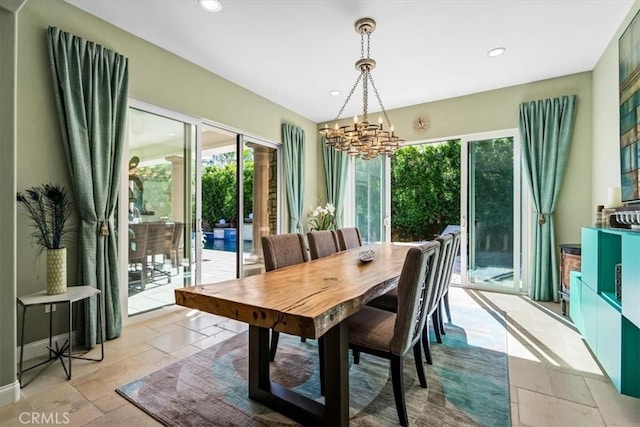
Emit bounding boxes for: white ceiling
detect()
[67,0,633,124]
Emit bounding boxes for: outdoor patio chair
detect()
[146,222,175,284]
[128,223,149,289]
[166,221,184,271]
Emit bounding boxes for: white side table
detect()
[17,286,104,388]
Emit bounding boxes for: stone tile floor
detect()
[2,287,639,426]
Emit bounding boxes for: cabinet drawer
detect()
[570,272,583,333]
[581,228,598,291]
[622,234,640,329]
[597,298,622,390]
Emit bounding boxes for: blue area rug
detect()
[117,288,510,426]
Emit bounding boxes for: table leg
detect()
[18,304,26,386]
[247,322,349,426]
[68,300,72,379]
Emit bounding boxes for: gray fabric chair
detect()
[307,230,339,260]
[438,229,461,329]
[261,233,309,361]
[367,234,454,365]
[336,227,362,250]
[348,241,440,427]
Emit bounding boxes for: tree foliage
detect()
[391,140,461,241]
[201,153,253,229]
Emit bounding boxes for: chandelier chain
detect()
[333,72,363,122]
[368,73,392,128]
[362,69,369,123]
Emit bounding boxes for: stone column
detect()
[166,155,184,222]
[247,144,270,260]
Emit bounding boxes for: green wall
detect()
[0,2,19,401]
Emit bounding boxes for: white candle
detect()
[607,186,622,208]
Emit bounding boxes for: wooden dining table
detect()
[174,242,413,426]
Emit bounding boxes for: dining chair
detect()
[348,241,440,427]
[146,222,175,285]
[128,223,149,289]
[367,234,453,366]
[261,233,309,362]
[336,227,362,250]
[307,230,339,260]
[437,229,461,333]
[166,221,184,271]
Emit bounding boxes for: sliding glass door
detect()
[123,103,280,317]
[460,131,523,293]
[126,106,195,315]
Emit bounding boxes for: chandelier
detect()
[319,17,404,160]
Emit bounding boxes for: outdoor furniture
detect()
[128,223,149,289]
[167,221,184,270]
[146,222,175,285]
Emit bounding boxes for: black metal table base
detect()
[17,292,105,388]
[248,322,349,426]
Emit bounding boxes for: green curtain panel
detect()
[47,27,129,346]
[519,95,577,301]
[321,136,348,228]
[282,123,306,233]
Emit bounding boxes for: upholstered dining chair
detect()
[437,229,461,334]
[367,234,454,365]
[336,227,362,250]
[260,233,309,361]
[307,230,339,260]
[348,241,440,427]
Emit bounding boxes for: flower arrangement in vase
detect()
[17,183,73,295]
[308,202,336,231]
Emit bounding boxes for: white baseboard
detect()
[16,331,79,363]
[0,380,20,407]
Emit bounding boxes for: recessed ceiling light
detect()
[488,47,506,57]
[329,90,341,96]
[199,0,222,12]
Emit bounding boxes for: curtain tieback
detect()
[536,212,553,225]
[81,217,110,236]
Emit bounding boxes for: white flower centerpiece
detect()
[308,202,336,231]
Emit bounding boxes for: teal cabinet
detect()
[622,233,640,329]
[569,272,583,333]
[581,283,598,351]
[597,297,622,390]
[578,227,640,398]
[581,228,598,291]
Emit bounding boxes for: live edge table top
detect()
[175,243,412,339]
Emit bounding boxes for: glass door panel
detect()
[127,107,194,316]
[354,156,386,243]
[242,141,278,277]
[199,124,238,284]
[461,134,521,292]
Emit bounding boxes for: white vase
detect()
[46,247,67,295]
